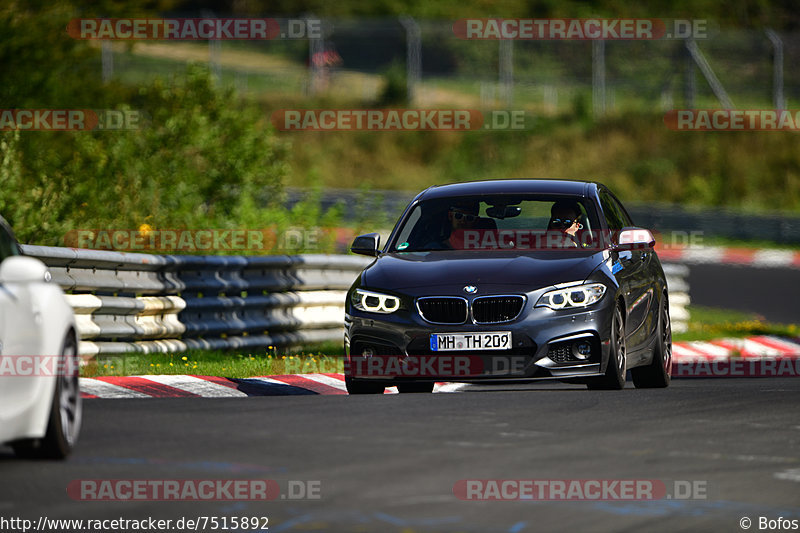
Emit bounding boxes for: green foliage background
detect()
[0,1,313,248]
[2,0,800,251]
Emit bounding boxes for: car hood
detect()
[362,250,608,294]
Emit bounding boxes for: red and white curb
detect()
[79,336,800,397]
[672,335,800,377]
[80,373,468,399]
[673,335,800,360]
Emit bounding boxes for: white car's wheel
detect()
[12,334,82,459]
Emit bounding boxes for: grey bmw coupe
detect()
[345,180,671,393]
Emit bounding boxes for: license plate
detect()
[430,332,511,352]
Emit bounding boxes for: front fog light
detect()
[573,341,592,360]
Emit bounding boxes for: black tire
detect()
[397,382,434,393]
[12,334,82,459]
[632,294,672,388]
[345,376,385,395]
[588,305,626,390]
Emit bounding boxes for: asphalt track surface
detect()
[2,379,800,533]
[687,263,800,323]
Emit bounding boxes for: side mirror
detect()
[351,233,380,257]
[0,255,52,284]
[614,228,655,251]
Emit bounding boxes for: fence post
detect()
[499,39,513,107]
[101,40,113,83]
[592,39,606,118]
[399,16,421,104]
[765,29,786,110]
[202,10,221,85]
[684,39,695,108]
[685,38,734,109]
[308,14,324,95]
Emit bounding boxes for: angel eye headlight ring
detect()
[536,283,606,310]
[352,289,402,314]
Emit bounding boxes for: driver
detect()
[424,200,479,250]
[444,200,480,249]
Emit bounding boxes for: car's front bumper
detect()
[344,293,616,384]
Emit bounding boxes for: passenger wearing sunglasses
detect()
[548,200,584,248]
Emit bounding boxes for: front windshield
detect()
[390,195,603,252]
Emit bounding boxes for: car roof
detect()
[415,179,594,200]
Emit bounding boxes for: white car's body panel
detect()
[0,255,78,446]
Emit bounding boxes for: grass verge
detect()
[674,305,799,342]
[81,341,345,378]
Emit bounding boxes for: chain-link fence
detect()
[100,17,799,114]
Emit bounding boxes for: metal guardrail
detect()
[20,245,690,356]
[663,264,690,334]
[20,245,371,357]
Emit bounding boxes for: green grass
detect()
[674,305,799,342]
[81,342,346,378]
[112,51,308,97]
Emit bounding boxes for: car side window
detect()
[606,191,634,227]
[599,190,625,231]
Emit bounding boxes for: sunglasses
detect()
[451,210,477,222]
[551,218,579,228]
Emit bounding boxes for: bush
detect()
[2,65,294,247]
[376,60,408,106]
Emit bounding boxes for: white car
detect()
[0,216,81,458]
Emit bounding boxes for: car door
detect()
[599,189,654,358]
[0,221,41,433]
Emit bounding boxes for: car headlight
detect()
[351,289,401,314]
[536,282,607,310]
